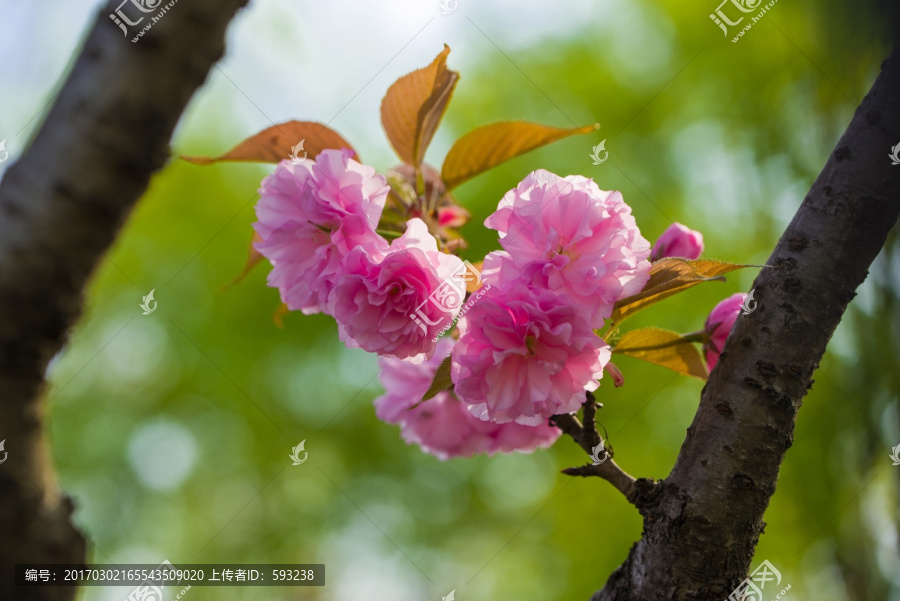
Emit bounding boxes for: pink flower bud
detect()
[604,361,625,388]
[437,205,470,228]
[651,222,704,261]
[703,293,747,371]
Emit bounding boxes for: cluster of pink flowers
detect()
[254,150,465,363]
[375,339,561,459]
[253,150,390,315]
[484,172,652,326]
[254,153,655,458]
[451,171,651,426]
[329,218,465,362]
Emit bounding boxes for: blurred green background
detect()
[3,0,897,599]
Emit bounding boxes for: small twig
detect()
[561,459,637,500]
[550,405,643,505]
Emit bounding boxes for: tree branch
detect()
[551,395,656,508]
[581,392,602,449]
[0,2,249,598]
[593,44,900,600]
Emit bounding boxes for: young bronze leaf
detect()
[221,232,264,291]
[182,121,357,165]
[612,328,708,380]
[610,258,750,326]
[465,261,484,293]
[380,44,460,166]
[441,121,599,190]
[272,302,289,329]
[422,355,453,402]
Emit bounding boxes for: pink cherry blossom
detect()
[253,149,389,315]
[375,339,561,460]
[483,170,651,326]
[330,218,465,362]
[703,292,747,371]
[451,282,611,426]
[651,222,704,261]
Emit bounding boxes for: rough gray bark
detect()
[593,45,900,600]
[0,1,249,599]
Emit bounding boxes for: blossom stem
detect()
[681,329,709,344]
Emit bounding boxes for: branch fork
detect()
[551,392,657,508]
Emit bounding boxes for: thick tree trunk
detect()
[594,45,900,600]
[0,1,248,599]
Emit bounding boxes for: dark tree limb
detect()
[593,45,900,600]
[0,1,249,599]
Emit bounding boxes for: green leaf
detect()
[441,121,598,190]
[421,355,453,403]
[182,121,357,165]
[380,45,460,167]
[612,328,708,380]
[609,258,750,328]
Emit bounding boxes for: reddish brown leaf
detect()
[609,258,750,327]
[221,232,264,291]
[182,121,357,165]
[441,121,598,190]
[465,261,484,293]
[380,45,460,166]
[272,303,289,329]
[612,328,708,381]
